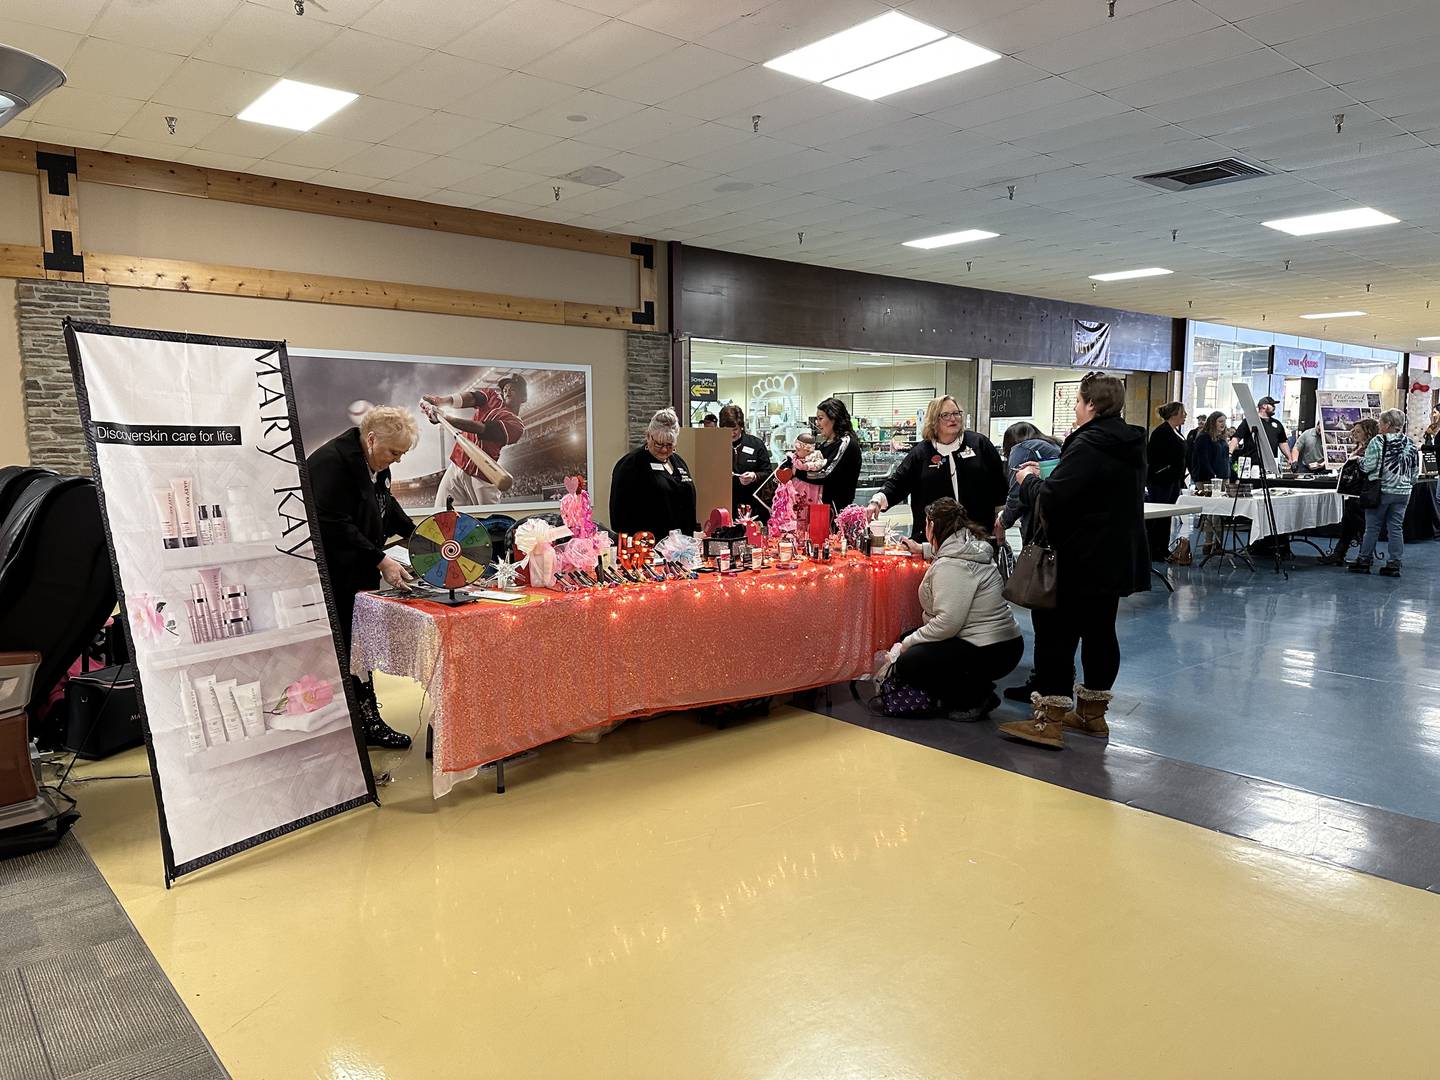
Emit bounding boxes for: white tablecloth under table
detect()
[1178,489,1344,543]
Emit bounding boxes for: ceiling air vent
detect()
[558,165,624,187]
[1135,158,1272,192]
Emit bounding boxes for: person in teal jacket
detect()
[1350,409,1419,577]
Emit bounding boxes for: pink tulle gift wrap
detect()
[350,554,925,798]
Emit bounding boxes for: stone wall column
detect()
[15,279,110,475]
[625,330,672,446]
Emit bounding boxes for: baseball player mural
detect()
[422,375,528,506]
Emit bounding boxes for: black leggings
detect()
[1032,595,1121,696]
[892,635,1024,708]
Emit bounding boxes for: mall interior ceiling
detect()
[6,0,1440,349]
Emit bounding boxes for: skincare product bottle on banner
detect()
[196,505,212,545]
[208,504,229,545]
[231,681,265,738]
[222,583,251,637]
[180,677,207,752]
[172,478,199,548]
[197,567,224,640]
[189,584,212,643]
[193,674,228,746]
[214,678,245,741]
[151,488,181,550]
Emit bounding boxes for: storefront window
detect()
[687,339,977,503]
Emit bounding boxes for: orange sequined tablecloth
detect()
[350,555,925,797]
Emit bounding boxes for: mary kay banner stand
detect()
[66,322,377,886]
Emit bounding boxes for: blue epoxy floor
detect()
[997,539,1440,824]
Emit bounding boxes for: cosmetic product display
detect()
[196,504,212,546]
[214,678,245,741]
[180,677,207,752]
[171,477,199,548]
[274,584,326,628]
[231,682,266,738]
[221,583,252,637]
[193,675,229,747]
[208,504,229,544]
[151,488,181,550]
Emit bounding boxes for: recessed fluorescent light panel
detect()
[903,229,998,250]
[1262,207,1399,236]
[1299,311,1366,319]
[1089,267,1173,282]
[1417,336,1440,341]
[238,79,357,131]
[826,36,1002,99]
[764,12,999,100]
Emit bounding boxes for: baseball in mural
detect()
[288,350,593,512]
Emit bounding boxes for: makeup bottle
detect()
[189,584,212,643]
[197,566,224,640]
[151,488,180,550]
[171,477,199,548]
[180,678,207,752]
[193,675,228,746]
[196,504,212,546]
[208,504,229,544]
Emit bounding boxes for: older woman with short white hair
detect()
[609,408,699,537]
[1350,408,1420,578]
[867,395,1006,541]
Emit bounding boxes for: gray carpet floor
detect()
[0,834,227,1080]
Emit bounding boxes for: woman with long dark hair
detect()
[999,372,1149,751]
[799,397,863,511]
[998,421,1062,545]
[1146,401,1188,562]
[1180,410,1231,563]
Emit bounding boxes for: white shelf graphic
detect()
[160,539,277,571]
[185,703,353,771]
[145,622,333,670]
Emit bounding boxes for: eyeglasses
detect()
[937,411,963,421]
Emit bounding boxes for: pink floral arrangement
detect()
[556,532,614,574]
[769,481,797,536]
[282,674,333,715]
[836,504,868,548]
[559,476,596,539]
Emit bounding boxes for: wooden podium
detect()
[676,426,734,521]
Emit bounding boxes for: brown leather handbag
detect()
[1001,507,1058,610]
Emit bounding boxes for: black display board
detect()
[990,378,1034,418]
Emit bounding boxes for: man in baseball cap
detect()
[1230,395,1294,469]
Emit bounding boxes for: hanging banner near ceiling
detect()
[1072,320,1112,368]
[1317,389,1383,469]
[66,322,376,886]
[1272,345,1326,379]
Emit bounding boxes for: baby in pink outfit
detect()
[787,433,826,519]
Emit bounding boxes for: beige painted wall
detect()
[0,280,23,465]
[108,288,628,514]
[0,173,39,244]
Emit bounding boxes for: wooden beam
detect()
[81,252,641,329]
[0,137,33,176]
[0,244,44,277]
[77,149,207,198]
[35,146,83,283]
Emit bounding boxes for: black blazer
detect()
[796,433,862,511]
[306,427,416,598]
[1019,415,1150,602]
[730,432,773,516]
[878,432,1007,540]
[609,446,699,537]
[1147,423,1188,489]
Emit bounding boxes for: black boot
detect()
[1003,675,1039,703]
[354,675,411,750]
[1347,557,1373,574]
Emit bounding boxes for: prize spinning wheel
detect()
[407,509,493,605]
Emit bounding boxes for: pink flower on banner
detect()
[126,595,166,643]
[284,674,333,715]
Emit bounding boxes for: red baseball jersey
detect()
[449,388,524,477]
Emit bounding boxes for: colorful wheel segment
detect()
[408,510,493,590]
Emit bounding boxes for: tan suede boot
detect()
[997,693,1070,749]
[1061,684,1112,738]
[1167,537,1192,565]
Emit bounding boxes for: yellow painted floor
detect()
[70,678,1440,1080]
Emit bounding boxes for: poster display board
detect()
[990,378,1033,418]
[66,323,376,885]
[1052,380,1083,439]
[1235,383,1280,477]
[1317,390,1383,468]
[288,350,592,513]
[1072,320,1111,367]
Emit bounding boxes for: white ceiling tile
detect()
[267,131,374,170]
[446,0,609,67]
[685,136,808,175]
[250,161,324,183]
[959,0,1173,54]
[332,143,435,179]
[449,125,560,164]
[0,17,82,68]
[563,0,647,13]
[579,106,697,151]
[383,113,499,155]
[1067,26,1261,93]
[392,156,491,188]
[1109,50,1298,109]
[0,0,106,34]
[1241,0,1430,45]
[101,136,188,162]
[311,97,432,142]
[623,0,767,39]
[926,76,1089,129]
[307,170,382,191]
[1144,68,1325,124]
[24,123,113,151]
[595,45,751,105]
[506,139,616,177]
[372,53,508,109]
[197,118,301,158]
[662,65,800,122]
[116,104,230,148]
[247,0,382,24]
[526,21,685,86]
[152,60,277,117]
[698,0,892,64]
[509,90,648,138]
[368,179,442,199]
[447,166,549,196]
[1018,0,1225,74]
[1276,7,1440,66]
[353,0,512,50]
[62,37,185,101]
[88,0,237,54]
[32,87,143,135]
[448,73,581,124]
[194,4,341,77]
[970,93,1129,141]
[643,122,754,164]
[606,163,712,195]
[287,30,431,95]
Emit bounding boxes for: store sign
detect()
[1273,345,1326,379]
[689,371,719,401]
[66,323,376,885]
[1072,320,1111,368]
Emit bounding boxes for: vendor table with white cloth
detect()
[1144,500,1205,590]
[1182,489,1343,544]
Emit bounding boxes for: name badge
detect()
[649,462,666,471]
[960,448,977,459]
[927,461,943,469]
[743,446,756,455]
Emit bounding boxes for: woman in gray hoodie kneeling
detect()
[889,498,1024,721]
